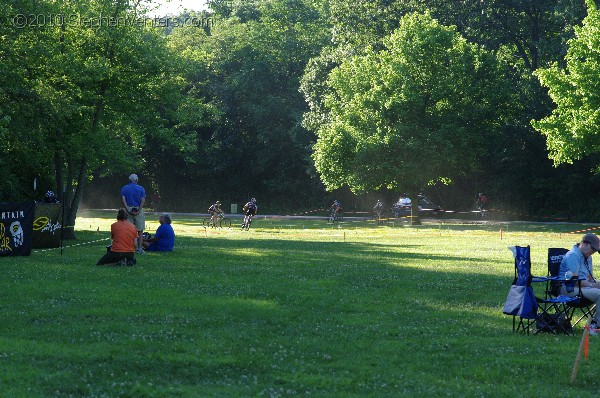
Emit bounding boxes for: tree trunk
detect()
[60,82,106,239]
[54,151,64,202]
[64,155,87,240]
[409,193,421,226]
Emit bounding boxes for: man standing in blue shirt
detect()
[120,173,146,254]
[142,213,175,252]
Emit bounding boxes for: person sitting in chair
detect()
[142,213,175,252]
[559,233,600,332]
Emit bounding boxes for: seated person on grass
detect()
[97,208,138,266]
[142,213,175,252]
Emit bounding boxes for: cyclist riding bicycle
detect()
[476,193,488,211]
[242,198,258,229]
[329,200,343,221]
[373,200,383,214]
[331,200,342,214]
[475,193,489,218]
[208,201,223,226]
[373,199,384,223]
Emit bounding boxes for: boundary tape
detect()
[286,208,326,216]
[34,237,109,253]
[285,207,570,222]
[566,226,600,234]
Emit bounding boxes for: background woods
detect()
[3,0,600,230]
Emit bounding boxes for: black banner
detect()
[33,203,63,249]
[0,201,34,256]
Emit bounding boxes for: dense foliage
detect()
[309,12,512,222]
[532,0,600,166]
[3,0,600,224]
[2,0,194,236]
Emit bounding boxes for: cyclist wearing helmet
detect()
[43,191,59,204]
[331,199,342,215]
[241,198,258,230]
[476,193,488,211]
[208,201,223,226]
[373,199,383,213]
[243,198,258,216]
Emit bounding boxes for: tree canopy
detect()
[4,0,600,221]
[2,0,197,236]
[532,0,600,167]
[310,13,511,200]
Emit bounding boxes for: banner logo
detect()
[33,216,60,234]
[0,223,12,252]
[33,216,49,231]
[10,221,24,247]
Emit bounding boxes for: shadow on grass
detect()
[4,223,594,395]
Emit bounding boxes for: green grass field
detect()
[1,211,598,397]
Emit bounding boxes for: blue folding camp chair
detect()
[531,248,588,335]
[503,246,540,334]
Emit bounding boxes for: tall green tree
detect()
[147,17,221,207]
[3,0,194,236]
[424,0,593,215]
[303,0,594,215]
[170,0,330,208]
[532,0,600,167]
[310,12,512,223]
[1,0,58,200]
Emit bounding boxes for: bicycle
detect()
[475,194,489,219]
[203,212,232,228]
[475,203,488,219]
[328,208,343,223]
[372,210,385,226]
[241,213,253,230]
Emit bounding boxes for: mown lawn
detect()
[0,211,597,397]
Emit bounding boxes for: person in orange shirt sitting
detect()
[96,208,139,266]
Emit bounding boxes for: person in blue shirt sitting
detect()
[559,233,600,332]
[142,213,175,252]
